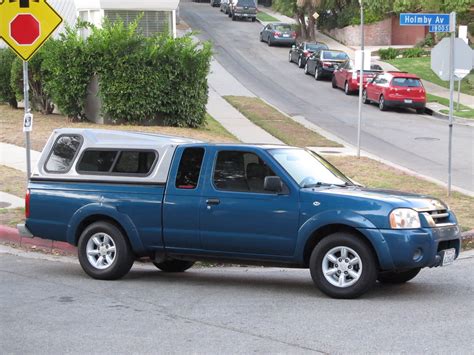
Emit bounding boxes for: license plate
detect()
[243,14,248,16]
[283,34,290,38]
[404,99,413,103]
[441,248,456,266]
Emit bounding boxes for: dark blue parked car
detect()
[18,129,461,298]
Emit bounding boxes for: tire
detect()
[232,14,236,21]
[153,259,195,273]
[416,108,425,114]
[298,56,304,68]
[304,63,309,75]
[267,37,272,46]
[379,95,387,111]
[78,221,134,280]
[314,66,321,80]
[331,75,337,88]
[362,89,370,104]
[344,81,351,95]
[288,52,293,63]
[378,268,421,284]
[260,33,264,42]
[309,233,377,299]
[251,17,256,22]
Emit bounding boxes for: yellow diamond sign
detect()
[0,0,62,61]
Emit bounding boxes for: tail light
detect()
[322,61,331,68]
[303,50,310,57]
[274,31,281,37]
[291,31,297,38]
[25,190,30,218]
[236,6,243,10]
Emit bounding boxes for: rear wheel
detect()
[344,81,351,95]
[309,233,377,299]
[78,221,134,280]
[298,56,303,68]
[379,95,387,111]
[267,36,272,46]
[288,52,293,62]
[314,66,321,80]
[332,75,337,88]
[378,268,421,284]
[304,63,309,75]
[362,89,370,104]
[251,17,256,22]
[153,259,195,273]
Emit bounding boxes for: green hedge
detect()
[0,49,17,108]
[378,48,400,60]
[0,19,212,127]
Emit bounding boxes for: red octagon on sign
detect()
[10,14,41,46]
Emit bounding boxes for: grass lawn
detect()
[224,96,342,147]
[0,165,26,228]
[0,105,238,152]
[427,94,474,119]
[256,11,279,22]
[387,57,474,96]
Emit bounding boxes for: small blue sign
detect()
[400,13,450,28]
[429,24,450,33]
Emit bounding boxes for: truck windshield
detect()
[268,148,353,188]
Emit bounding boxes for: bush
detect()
[402,47,426,58]
[416,34,434,48]
[378,47,400,60]
[0,48,17,108]
[10,47,54,114]
[42,24,93,120]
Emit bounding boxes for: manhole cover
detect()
[318,150,342,154]
[414,137,440,141]
[0,202,11,208]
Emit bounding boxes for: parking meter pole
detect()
[357,0,364,158]
[23,61,31,181]
[447,12,456,197]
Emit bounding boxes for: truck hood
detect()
[307,186,446,209]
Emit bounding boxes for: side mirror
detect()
[264,176,282,193]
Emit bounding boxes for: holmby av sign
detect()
[400,13,452,33]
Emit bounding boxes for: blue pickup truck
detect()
[18,129,461,298]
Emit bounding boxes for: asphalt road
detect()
[1,247,473,354]
[180,3,474,193]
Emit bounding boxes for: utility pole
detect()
[357,0,364,158]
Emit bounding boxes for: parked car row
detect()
[287,43,427,114]
[216,0,257,22]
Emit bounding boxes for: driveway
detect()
[180,2,474,193]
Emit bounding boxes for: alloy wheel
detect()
[322,246,362,288]
[86,232,117,270]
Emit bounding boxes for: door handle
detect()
[206,198,220,206]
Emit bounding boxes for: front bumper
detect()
[234,12,256,18]
[362,225,461,271]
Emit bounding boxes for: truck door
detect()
[163,146,206,252]
[199,148,300,258]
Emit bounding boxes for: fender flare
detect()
[66,203,145,254]
[294,210,394,269]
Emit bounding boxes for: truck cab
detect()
[18,129,461,298]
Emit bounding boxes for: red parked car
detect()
[363,72,426,114]
[332,60,383,95]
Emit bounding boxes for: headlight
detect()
[389,208,421,229]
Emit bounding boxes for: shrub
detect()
[378,47,400,60]
[10,47,54,114]
[0,48,17,108]
[42,24,93,120]
[402,47,426,58]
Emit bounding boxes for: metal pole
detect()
[23,61,31,181]
[357,0,364,158]
[447,12,456,197]
[456,78,461,111]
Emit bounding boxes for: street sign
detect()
[23,113,33,132]
[400,13,453,33]
[0,0,63,61]
[312,12,319,20]
[431,37,473,81]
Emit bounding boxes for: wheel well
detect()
[74,214,128,246]
[302,224,379,268]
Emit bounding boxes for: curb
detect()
[425,107,474,127]
[0,225,77,256]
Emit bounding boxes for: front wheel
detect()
[288,52,293,62]
[362,89,370,104]
[309,233,377,299]
[344,81,351,95]
[78,221,134,280]
[304,63,309,75]
[314,66,321,80]
[153,259,195,272]
[298,56,304,68]
[379,95,387,111]
[331,76,337,88]
[378,268,421,284]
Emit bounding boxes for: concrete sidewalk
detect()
[257,7,474,109]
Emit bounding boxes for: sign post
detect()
[357,0,364,158]
[0,0,62,180]
[447,12,455,197]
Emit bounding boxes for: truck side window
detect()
[77,150,157,175]
[77,150,118,172]
[213,151,277,193]
[113,151,156,175]
[45,135,82,173]
[175,148,205,189]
